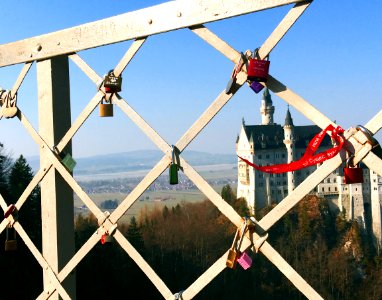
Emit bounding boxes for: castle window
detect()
[335,187,337,192]
[270,173,274,178]
[355,188,358,191]
[327,178,331,183]
[278,190,281,194]
[282,154,286,158]
[276,174,280,177]
[334,178,337,183]
[258,173,263,178]
[374,179,377,183]
[266,154,270,159]
[283,181,286,185]
[284,190,288,195]
[283,173,286,177]
[258,154,262,159]
[270,182,274,186]
[328,187,331,192]
[374,187,377,190]
[322,187,324,192]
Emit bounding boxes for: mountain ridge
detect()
[26,149,236,175]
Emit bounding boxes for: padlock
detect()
[356,125,382,159]
[104,70,122,93]
[169,146,180,185]
[169,147,179,185]
[1,91,18,119]
[169,163,178,185]
[61,153,77,173]
[225,52,246,95]
[237,251,252,270]
[226,228,241,269]
[99,97,113,117]
[5,225,17,252]
[225,77,236,94]
[343,156,363,184]
[247,48,270,82]
[101,233,113,244]
[249,80,264,94]
[54,147,77,173]
[4,204,16,219]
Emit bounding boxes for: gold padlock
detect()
[99,97,113,117]
[5,225,17,252]
[226,228,240,269]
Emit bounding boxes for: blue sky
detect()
[1,0,382,159]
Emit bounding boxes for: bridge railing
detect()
[1,1,382,299]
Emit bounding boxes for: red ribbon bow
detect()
[238,124,344,173]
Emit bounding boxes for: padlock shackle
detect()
[171,145,181,166]
[236,221,248,252]
[356,125,378,147]
[345,155,356,168]
[230,228,241,250]
[252,47,269,60]
[100,95,112,104]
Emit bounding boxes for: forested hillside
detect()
[0,143,381,299]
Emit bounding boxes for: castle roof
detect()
[262,88,272,104]
[285,107,293,126]
[243,124,332,150]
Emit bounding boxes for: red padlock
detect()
[343,156,363,184]
[247,48,270,83]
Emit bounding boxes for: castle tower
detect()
[370,170,382,252]
[283,106,295,193]
[236,118,256,212]
[260,88,274,125]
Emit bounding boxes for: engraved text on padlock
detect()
[104,70,122,93]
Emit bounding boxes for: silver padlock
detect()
[1,91,18,119]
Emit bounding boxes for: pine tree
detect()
[221,184,235,204]
[127,216,145,254]
[0,142,12,200]
[8,155,41,247]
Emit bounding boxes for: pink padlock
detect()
[237,251,252,270]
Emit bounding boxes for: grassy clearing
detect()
[74,164,237,223]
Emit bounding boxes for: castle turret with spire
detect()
[283,106,295,193]
[260,88,275,125]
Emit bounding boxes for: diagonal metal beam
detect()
[0,0,307,67]
[191,1,312,63]
[11,62,33,97]
[176,70,247,152]
[179,156,324,299]
[17,109,102,217]
[114,230,174,299]
[13,222,71,300]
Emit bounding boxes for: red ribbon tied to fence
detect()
[238,124,345,173]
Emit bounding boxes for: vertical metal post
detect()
[37,56,76,299]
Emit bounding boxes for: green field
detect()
[74,164,237,224]
[75,184,237,223]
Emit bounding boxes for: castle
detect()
[236,88,382,250]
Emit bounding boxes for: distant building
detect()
[236,88,382,250]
